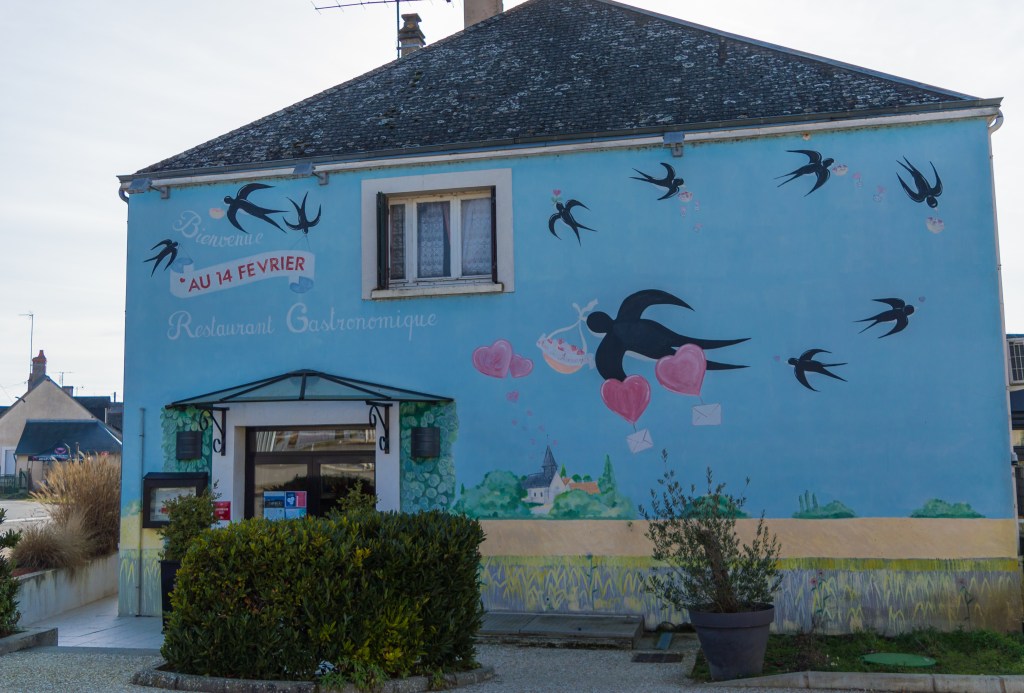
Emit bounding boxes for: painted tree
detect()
[453,471,532,518]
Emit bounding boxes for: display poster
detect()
[149,486,196,524]
[263,491,307,520]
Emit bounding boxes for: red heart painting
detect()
[472,339,513,378]
[600,375,651,425]
[510,354,534,378]
[655,344,706,396]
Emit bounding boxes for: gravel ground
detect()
[1,648,163,692]
[0,644,863,693]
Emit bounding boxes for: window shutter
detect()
[376,192,389,290]
[489,186,498,284]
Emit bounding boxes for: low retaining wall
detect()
[15,553,118,625]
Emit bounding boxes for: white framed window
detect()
[361,169,514,299]
[1009,339,1024,385]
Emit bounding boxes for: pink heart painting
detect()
[600,375,651,425]
[472,339,513,378]
[509,354,534,378]
[655,344,707,396]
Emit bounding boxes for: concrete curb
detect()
[0,627,58,655]
[710,670,1024,692]
[131,663,495,692]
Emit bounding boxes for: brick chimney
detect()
[464,0,502,28]
[28,350,46,389]
[398,13,425,57]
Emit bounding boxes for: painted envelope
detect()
[627,428,653,454]
[692,403,722,426]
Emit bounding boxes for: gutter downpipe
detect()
[136,407,144,616]
[986,111,1014,521]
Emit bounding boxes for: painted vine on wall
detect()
[399,401,457,512]
[159,406,213,475]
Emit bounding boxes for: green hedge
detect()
[160,510,484,681]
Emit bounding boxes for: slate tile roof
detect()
[138,0,986,177]
[16,419,123,459]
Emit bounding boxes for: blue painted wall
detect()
[122,116,1009,524]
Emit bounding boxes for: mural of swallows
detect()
[585,289,749,381]
[224,183,286,233]
[856,298,915,337]
[548,199,596,243]
[788,348,846,392]
[630,162,684,200]
[897,158,942,208]
[776,150,834,196]
[284,193,322,235]
[144,239,179,275]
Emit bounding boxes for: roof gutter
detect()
[118,101,1002,195]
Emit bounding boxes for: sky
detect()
[0,0,1021,406]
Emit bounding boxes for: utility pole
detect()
[19,311,34,378]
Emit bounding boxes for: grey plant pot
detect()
[688,604,775,681]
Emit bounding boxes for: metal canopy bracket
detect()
[196,407,228,456]
[366,401,392,453]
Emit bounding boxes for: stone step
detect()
[477,612,645,650]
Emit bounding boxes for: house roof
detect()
[15,419,123,459]
[134,0,989,178]
[74,396,112,422]
[523,446,559,490]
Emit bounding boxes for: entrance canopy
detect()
[168,369,452,454]
[170,369,451,406]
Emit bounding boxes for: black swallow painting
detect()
[144,239,178,276]
[548,199,596,244]
[586,289,749,381]
[856,298,916,338]
[630,162,684,200]
[776,150,834,196]
[224,183,285,234]
[788,349,846,392]
[897,158,942,208]
[284,193,322,235]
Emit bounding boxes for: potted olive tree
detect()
[157,489,216,624]
[641,453,782,681]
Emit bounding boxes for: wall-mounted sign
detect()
[214,500,231,528]
[142,472,208,528]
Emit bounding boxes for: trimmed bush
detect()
[161,511,484,682]
[11,511,92,572]
[31,455,120,557]
[157,488,216,561]
[0,508,20,635]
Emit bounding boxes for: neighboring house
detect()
[0,351,113,483]
[15,419,123,486]
[117,0,1016,632]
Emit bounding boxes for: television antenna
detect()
[312,0,452,59]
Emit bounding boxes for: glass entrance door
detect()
[245,426,376,519]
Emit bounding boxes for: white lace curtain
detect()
[461,198,492,276]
